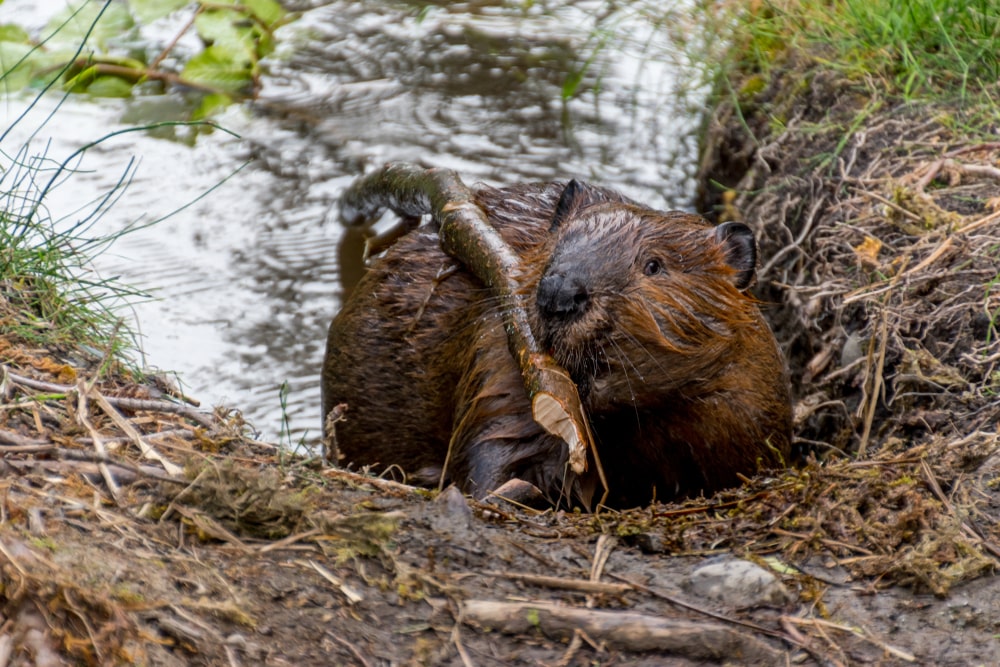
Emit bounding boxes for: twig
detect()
[300,559,364,604]
[898,236,954,277]
[149,5,203,70]
[257,528,322,554]
[858,189,923,222]
[782,616,916,662]
[955,207,1000,235]
[919,459,1000,561]
[327,631,373,667]
[90,387,184,476]
[590,534,615,582]
[608,573,795,644]
[452,624,475,667]
[770,528,875,556]
[480,571,633,595]
[945,142,1000,157]
[75,428,196,447]
[4,448,186,485]
[556,630,586,667]
[169,504,249,552]
[459,600,780,660]
[857,307,889,457]
[779,616,815,654]
[587,534,616,608]
[321,467,430,496]
[76,380,122,505]
[651,482,798,518]
[914,158,944,191]
[843,208,1000,305]
[943,158,1000,182]
[68,59,242,98]
[0,430,48,448]
[760,194,827,279]
[0,539,29,576]
[63,589,105,665]
[3,368,216,427]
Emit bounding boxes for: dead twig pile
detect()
[0,316,404,664]
[701,69,1000,458]
[694,60,1000,596]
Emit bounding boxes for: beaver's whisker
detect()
[606,335,641,415]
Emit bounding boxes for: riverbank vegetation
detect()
[698,0,1000,454]
[0,0,291,116]
[1,0,999,664]
[699,0,1000,102]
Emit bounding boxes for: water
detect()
[0,0,705,445]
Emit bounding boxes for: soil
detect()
[3,56,1000,666]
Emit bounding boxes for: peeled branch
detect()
[339,163,597,486]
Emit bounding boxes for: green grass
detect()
[0,0,273,368]
[0,111,239,365]
[696,0,1000,103]
[0,128,145,359]
[832,0,999,99]
[0,2,246,364]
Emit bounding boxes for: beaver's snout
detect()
[537,270,590,321]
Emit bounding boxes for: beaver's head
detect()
[529,180,761,409]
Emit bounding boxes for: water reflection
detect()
[0,0,702,444]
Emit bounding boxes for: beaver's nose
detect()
[537,272,590,320]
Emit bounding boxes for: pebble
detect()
[684,557,792,608]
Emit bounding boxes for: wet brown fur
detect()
[322,181,792,508]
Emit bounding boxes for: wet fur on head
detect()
[519,182,761,408]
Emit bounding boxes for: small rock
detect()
[430,484,474,533]
[485,477,547,509]
[629,532,670,553]
[684,558,791,608]
[436,485,473,518]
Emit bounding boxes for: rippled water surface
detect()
[1,0,704,443]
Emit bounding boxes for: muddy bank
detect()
[3,327,999,666]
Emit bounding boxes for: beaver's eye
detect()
[643,259,663,276]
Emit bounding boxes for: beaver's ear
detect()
[713,221,757,290]
[550,179,603,231]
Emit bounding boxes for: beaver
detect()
[321,178,792,508]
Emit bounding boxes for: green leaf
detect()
[0,24,31,43]
[198,0,285,26]
[180,44,252,94]
[0,40,38,90]
[44,2,137,51]
[63,63,101,93]
[194,9,256,59]
[192,91,233,119]
[242,0,286,28]
[127,0,193,24]
[84,74,136,98]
